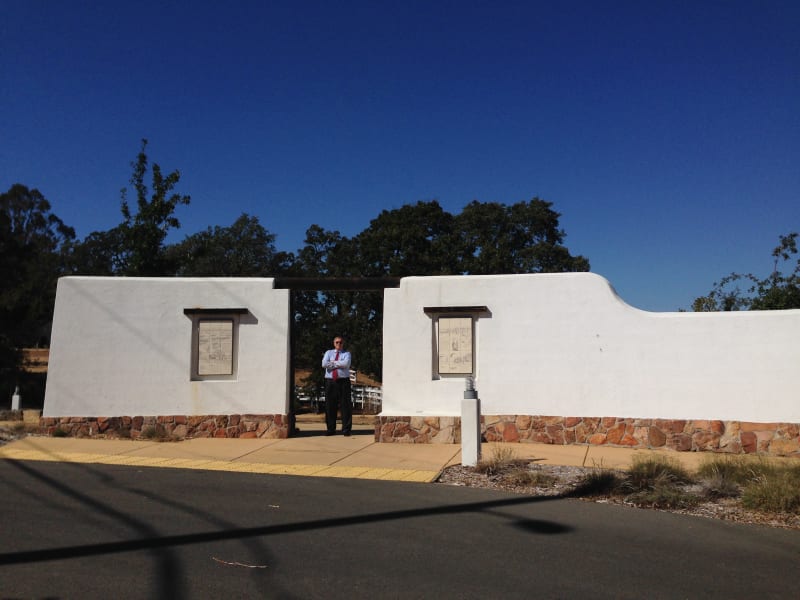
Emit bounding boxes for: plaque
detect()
[438,316,473,374]
[197,319,234,376]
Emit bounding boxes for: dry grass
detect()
[140,425,181,442]
[441,452,800,528]
[475,445,524,475]
[502,467,557,487]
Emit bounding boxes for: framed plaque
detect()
[184,308,248,381]
[437,316,473,374]
[197,319,234,376]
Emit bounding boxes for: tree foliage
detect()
[352,198,588,277]
[355,201,457,276]
[69,228,127,275]
[693,233,800,311]
[0,184,75,401]
[456,199,590,274]
[117,139,191,276]
[69,140,191,277]
[168,213,292,276]
[0,184,75,345]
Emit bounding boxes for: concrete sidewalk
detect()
[0,417,711,483]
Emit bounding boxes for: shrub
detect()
[741,467,800,513]
[696,456,748,499]
[697,455,756,485]
[624,455,694,491]
[570,467,623,497]
[625,479,701,510]
[700,474,741,500]
[475,445,521,475]
[610,455,697,509]
[141,425,167,441]
[502,467,557,487]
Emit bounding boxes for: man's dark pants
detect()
[325,377,352,435]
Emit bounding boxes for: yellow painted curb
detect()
[0,448,440,482]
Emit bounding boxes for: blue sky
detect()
[2,1,798,311]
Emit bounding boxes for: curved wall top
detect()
[382,272,800,422]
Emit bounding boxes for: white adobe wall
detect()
[382,273,800,422]
[44,277,290,417]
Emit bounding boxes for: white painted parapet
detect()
[44,277,290,419]
[382,273,800,424]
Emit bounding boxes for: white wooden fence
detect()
[295,370,382,414]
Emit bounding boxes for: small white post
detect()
[461,377,481,467]
[11,386,21,411]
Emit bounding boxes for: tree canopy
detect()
[117,139,191,276]
[70,139,192,277]
[351,198,589,278]
[355,201,457,276]
[168,213,293,276]
[693,233,800,312]
[0,184,75,402]
[456,199,590,274]
[0,184,75,347]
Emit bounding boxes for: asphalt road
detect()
[1,459,798,599]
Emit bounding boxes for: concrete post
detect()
[11,386,20,411]
[461,377,481,467]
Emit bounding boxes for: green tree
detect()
[456,198,590,274]
[693,233,800,311]
[0,184,75,404]
[167,213,293,276]
[0,184,75,345]
[351,198,587,277]
[70,140,191,276]
[117,139,191,275]
[69,228,127,275]
[354,200,457,276]
[295,224,356,277]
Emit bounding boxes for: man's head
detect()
[333,336,344,349]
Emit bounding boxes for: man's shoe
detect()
[326,432,335,436]
[343,431,351,437]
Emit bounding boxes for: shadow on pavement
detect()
[0,458,571,567]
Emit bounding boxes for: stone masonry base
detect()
[376,415,800,457]
[36,413,800,457]
[39,414,289,440]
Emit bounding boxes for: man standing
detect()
[322,335,353,436]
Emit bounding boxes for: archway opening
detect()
[274,277,400,436]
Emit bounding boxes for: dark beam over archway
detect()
[274,277,401,291]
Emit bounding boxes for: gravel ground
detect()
[437,462,800,531]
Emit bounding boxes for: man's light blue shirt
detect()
[322,349,351,380]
